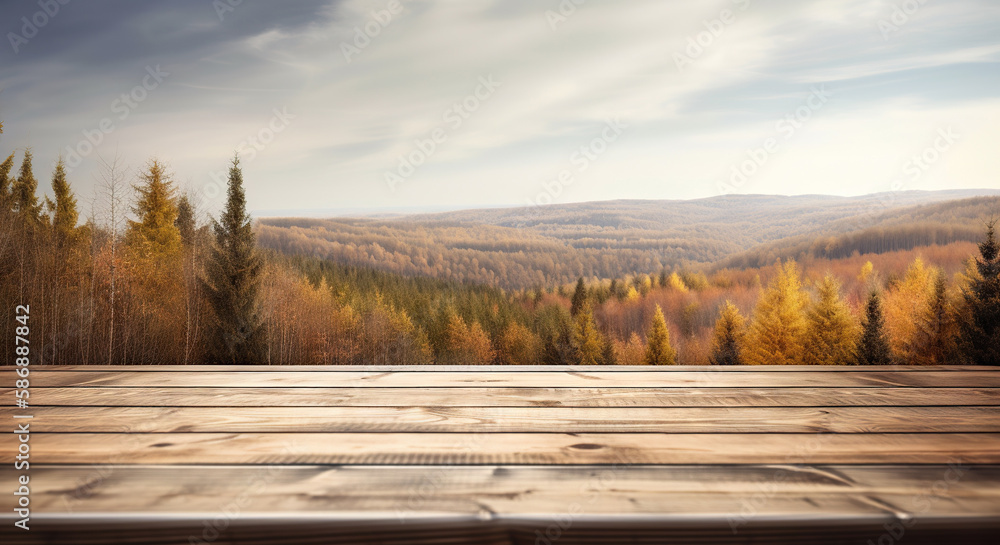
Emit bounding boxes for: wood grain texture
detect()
[15,370,1000,388]
[5,432,1000,465]
[7,406,999,433]
[6,465,998,514]
[12,364,995,371]
[11,386,999,407]
[4,365,999,545]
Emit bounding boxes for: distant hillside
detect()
[716,196,1000,270]
[257,190,1000,289]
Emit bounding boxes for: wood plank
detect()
[7,465,998,515]
[5,433,999,464]
[12,364,995,371]
[9,406,999,433]
[16,370,1000,388]
[1,519,996,545]
[13,386,1000,407]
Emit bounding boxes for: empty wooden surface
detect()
[2,365,999,544]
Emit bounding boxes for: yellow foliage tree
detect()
[802,275,858,365]
[440,313,495,365]
[883,257,935,362]
[573,304,604,365]
[643,304,677,365]
[743,260,809,365]
[126,159,181,259]
[667,271,688,293]
[498,322,542,365]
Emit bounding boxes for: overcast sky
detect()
[1,0,998,215]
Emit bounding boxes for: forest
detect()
[258,192,1000,289]
[1,121,999,366]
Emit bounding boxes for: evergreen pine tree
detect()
[0,152,14,211]
[12,149,42,225]
[856,291,892,365]
[570,277,586,316]
[126,159,181,257]
[541,334,562,365]
[45,158,83,249]
[914,272,959,365]
[643,304,677,365]
[710,300,745,365]
[601,338,617,365]
[802,275,858,365]
[202,156,266,364]
[959,220,1000,365]
[175,194,196,247]
[743,260,809,365]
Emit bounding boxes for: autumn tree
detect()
[570,277,587,316]
[856,291,892,365]
[710,300,745,365]
[572,303,604,365]
[439,312,494,365]
[615,332,645,366]
[802,275,857,365]
[643,304,677,365]
[203,156,267,364]
[126,159,181,257]
[959,220,1000,365]
[913,272,959,365]
[497,322,541,365]
[666,271,688,292]
[884,257,935,362]
[743,260,808,365]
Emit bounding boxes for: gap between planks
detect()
[12,370,1000,388]
[4,433,999,465]
[5,406,998,433]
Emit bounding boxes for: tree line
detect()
[1,120,264,365]
[1,120,997,365]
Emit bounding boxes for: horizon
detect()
[253,187,1000,219]
[2,1,999,216]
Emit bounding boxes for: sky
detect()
[1,0,999,216]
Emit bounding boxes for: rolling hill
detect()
[257,190,1000,289]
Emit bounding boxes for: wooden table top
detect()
[2,365,999,544]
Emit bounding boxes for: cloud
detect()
[0,0,998,215]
